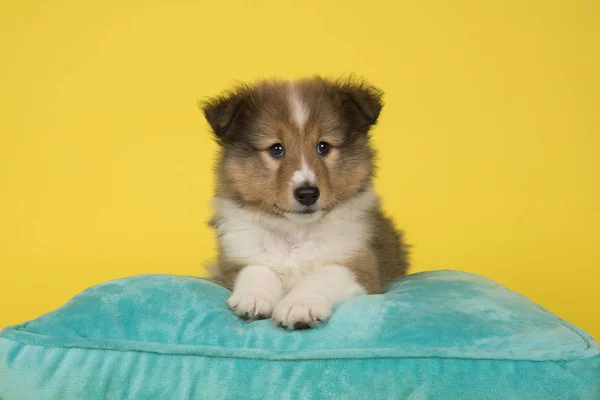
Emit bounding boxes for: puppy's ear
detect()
[200,84,253,143]
[331,77,384,137]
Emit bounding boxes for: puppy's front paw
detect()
[272,293,332,330]
[227,292,278,322]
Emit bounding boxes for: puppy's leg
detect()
[227,265,284,321]
[272,265,366,330]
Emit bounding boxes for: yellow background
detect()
[1,1,598,339]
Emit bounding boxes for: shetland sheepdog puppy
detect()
[201,76,409,330]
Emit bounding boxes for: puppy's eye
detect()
[317,141,330,156]
[268,143,285,158]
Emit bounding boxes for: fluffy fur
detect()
[201,76,409,330]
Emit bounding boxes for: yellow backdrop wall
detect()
[1,0,598,339]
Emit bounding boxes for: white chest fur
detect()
[213,190,377,291]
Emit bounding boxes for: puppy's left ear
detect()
[333,77,384,136]
[199,84,253,144]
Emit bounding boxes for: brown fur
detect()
[202,76,409,293]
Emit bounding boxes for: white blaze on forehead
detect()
[289,84,308,129]
[292,158,316,185]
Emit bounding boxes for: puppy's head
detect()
[202,76,382,222]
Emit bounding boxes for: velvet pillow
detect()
[1,270,598,399]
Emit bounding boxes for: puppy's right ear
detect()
[200,85,252,143]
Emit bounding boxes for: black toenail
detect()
[294,322,311,330]
[256,313,266,320]
[241,313,252,321]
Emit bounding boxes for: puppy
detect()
[201,76,409,330]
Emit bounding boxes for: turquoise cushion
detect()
[1,271,598,399]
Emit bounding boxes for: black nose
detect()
[294,186,320,206]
